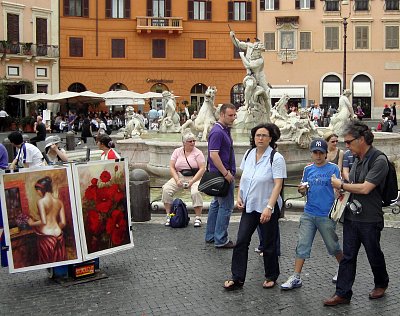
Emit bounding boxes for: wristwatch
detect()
[267,204,274,213]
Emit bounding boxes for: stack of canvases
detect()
[0,160,134,273]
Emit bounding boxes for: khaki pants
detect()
[162,175,203,208]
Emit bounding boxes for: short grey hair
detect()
[182,131,196,143]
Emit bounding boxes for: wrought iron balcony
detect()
[136,16,183,33]
[0,41,59,59]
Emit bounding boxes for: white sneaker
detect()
[194,216,202,227]
[165,216,170,226]
[280,275,302,290]
[77,141,81,145]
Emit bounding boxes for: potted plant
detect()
[22,42,33,55]
[0,40,9,54]
[21,116,35,132]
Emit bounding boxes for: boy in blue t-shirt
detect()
[281,139,343,290]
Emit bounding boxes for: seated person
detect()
[162,131,205,227]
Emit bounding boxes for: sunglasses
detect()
[330,140,338,143]
[344,138,357,145]
[186,140,196,143]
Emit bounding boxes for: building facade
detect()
[258,0,400,118]
[0,0,59,117]
[60,0,257,112]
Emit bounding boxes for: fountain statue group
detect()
[121,31,354,146]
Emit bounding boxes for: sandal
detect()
[262,279,276,289]
[223,280,244,291]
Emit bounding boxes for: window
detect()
[149,0,171,17]
[106,0,130,18]
[153,39,166,58]
[300,32,311,50]
[385,83,399,98]
[228,1,252,21]
[36,18,48,56]
[112,39,125,58]
[295,0,315,9]
[260,0,279,10]
[36,67,48,78]
[188,1,211,20]
[7,13,20,54]
[385,0,400,11]
[264,33,275,50]
[386,26,399,49]
[355,26,369,49]
[354,0,369,11]
[69,37,83,57]
[37,84,48,94]
[64,0,89,17]
[193,40,206,58]
[7,66,20,76]
[68,82,87,92]
[325,26,339,50]
[325,0,339,11]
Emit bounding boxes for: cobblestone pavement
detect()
[1,215,400,316]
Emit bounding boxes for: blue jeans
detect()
[296,213,341,259]
[205,181,235,247]
[231,209,280,282]
[336,219,389,300]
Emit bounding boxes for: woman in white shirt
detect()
[224,123,287,291]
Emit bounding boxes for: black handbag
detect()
[198,145,232,197]
[180,169,199,177]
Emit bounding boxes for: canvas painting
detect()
[0,166,82,273]
[73,160,133,260]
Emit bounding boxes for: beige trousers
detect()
[161,175,203,208]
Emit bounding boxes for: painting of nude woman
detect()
[0,166,82,273]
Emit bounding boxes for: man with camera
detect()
[324,121,389,306]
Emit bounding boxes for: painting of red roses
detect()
[73,160,133,260]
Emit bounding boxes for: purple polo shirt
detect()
[207,122,236,175]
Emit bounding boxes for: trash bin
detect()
[2,138,14,163]
[66,131,75,151]
[130,169,151,222]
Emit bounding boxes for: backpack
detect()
[368,150,398,207]
[170,198,190,228]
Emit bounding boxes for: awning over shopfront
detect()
[322,82,341,97]
[105,98,145,106]
[270,87,305,99]
[353,82,371,97]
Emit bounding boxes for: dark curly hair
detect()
[342,120,374,145]
[34,176,53,195]
[250,123,281,149]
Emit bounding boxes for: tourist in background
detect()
[97,134,120,160]
[162,131,205,227]
[324,132,344,171]
[44,136,68,164]
[8,131,43,169]
[30,116,47,147]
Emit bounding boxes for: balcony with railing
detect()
[136,16,183,33]
[0,41,59,60]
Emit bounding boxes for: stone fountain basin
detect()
[116,132,400,178]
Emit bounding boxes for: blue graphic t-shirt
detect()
[302,162,340,217]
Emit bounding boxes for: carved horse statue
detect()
[181,86,218,141]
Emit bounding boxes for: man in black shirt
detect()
[30,116,47,146]
[324,121,389,306]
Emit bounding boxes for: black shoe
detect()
[217,240,236,249]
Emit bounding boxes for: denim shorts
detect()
[296,213,341,259]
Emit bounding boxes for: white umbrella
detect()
[49,91,104,105]
[141,91,163,99]
[101,90,144,106]
[10,93,53,102]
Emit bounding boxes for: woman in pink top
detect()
[162,131,206,227]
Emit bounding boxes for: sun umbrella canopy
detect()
[141,91,163,99]
[10,93,53,102]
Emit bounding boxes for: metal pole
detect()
[343,17,348,90]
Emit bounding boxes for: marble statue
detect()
[180,86,219,141]
[329,89,356,136]
[230,31,272,130]
[270,94,322,148]
[159,91,181,133]
[123,105,145,138]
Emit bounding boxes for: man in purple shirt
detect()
[205,103,237,248]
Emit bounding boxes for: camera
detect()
[300,182,309,188]
[183,181,189,189]
[347,199,363,215]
